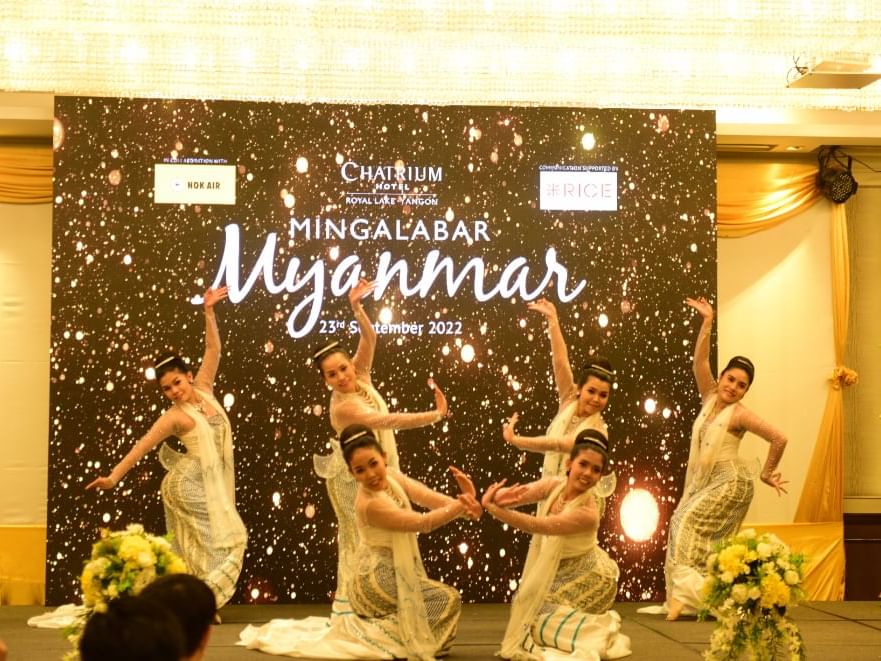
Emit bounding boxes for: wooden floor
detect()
[4,601,881,660]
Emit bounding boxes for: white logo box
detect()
[154,163,237,205]
[539,168,618,211]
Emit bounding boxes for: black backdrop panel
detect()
[47,98,716,604]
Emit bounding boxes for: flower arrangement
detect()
[80,523,188,611]
[700,528,807,661]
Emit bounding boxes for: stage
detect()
[4,601,880,660]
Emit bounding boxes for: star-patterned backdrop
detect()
[47,97,717,605]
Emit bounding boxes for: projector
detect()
[788,56,881,89]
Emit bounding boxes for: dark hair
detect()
[576,356,615,388]
[312,341,351,374]
[140,574,216,657]
[340,424,384,467]
[79,595,185,661]
[154,352,191,382]
[722,355,755,386]
[570,428,613,474]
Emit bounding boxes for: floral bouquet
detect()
[80,523,188,610]
[63,524,188,659]
[700,528,807,661]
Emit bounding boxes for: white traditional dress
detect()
[239,471,462,660]
[500,478,630,661]
[314,322,441,617]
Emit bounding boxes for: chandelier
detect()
[2,0,881,110]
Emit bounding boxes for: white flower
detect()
[739,528,756,540]
[125,523,145,534]
[757,542,772,559]
[784,569,800,586]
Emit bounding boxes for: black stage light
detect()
[817,147,858,204]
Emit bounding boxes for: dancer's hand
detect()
[493,483,528,508]
[430,380,449,417]
[203,286,228,310]
[86,476,115,491]
[761,471,789,496]
[481,479,506,508]
[526,297,558,323]
[685,296,714,320]
[457,494,483,520]
[348,278,376,309]
[502,413,520,446]
[449,466,475,498]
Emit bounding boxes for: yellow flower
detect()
[784,569,800,586]
[118,535,156,568]
[717,544,749,577]
[167,555,188,574]
[760,572,791,608]
[731,583,749,604]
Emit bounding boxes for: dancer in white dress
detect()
[312,278,448,617]
[87,287,247,607]
[503,298,614,479]
[240,424,480,660]
[642,297,789,620]
[484,429,631,661]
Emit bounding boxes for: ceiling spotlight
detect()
[817,146,858,204]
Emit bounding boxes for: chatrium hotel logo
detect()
[341,160,443,208]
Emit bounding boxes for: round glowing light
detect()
[266,546,274,555]
[460,344,475,363]
[271,492,281,507]
[223,393,235,409]
[251,588,260,599]
[378,307,393,324]
[312,404,323,416]
[144,367,156,381]
[644,398,657,414]
[619,488,660,541]
[445,207,455,222]
[662,407,672,419]
[581,132,597,150]
[108,169,121,185]
[441,345,450,356]
[283,193,295,208]
[458,542,469,554]
[105,381,114,392]
[305,504,316,519]
[102,512,111,523]
[295,156,309,173]
[123,254,132,265]
[329,245,340,260]
[598,313,609,328]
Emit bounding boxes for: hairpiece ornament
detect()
[574,429,609,453]
[312,341,341,361]
[340,429,370,449]
[586,363,615,381]
[154,355,177,369]
[724,355,755,383]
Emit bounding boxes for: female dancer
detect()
[483,429,630,660]
[661,297,788,620]
[86,287,247,608]
[504,298,614,479]
[240,424,479,659]
[312,278,448,616]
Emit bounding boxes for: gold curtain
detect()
[0,144,53,204]
[794,203,850,524]
[717,161,823,238]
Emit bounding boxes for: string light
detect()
[0,1,879,110]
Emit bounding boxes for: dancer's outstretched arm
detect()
[527,298,577,405]
[334,382,447,431]
[502,412,604,455]
[192,286,227,393]
[482,480,598,536]
[685,296,716,401]
[348,278,378,376]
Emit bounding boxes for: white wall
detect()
[0,201,51,524]
[718,200,835,524]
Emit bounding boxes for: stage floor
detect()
[3,601,880,660]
